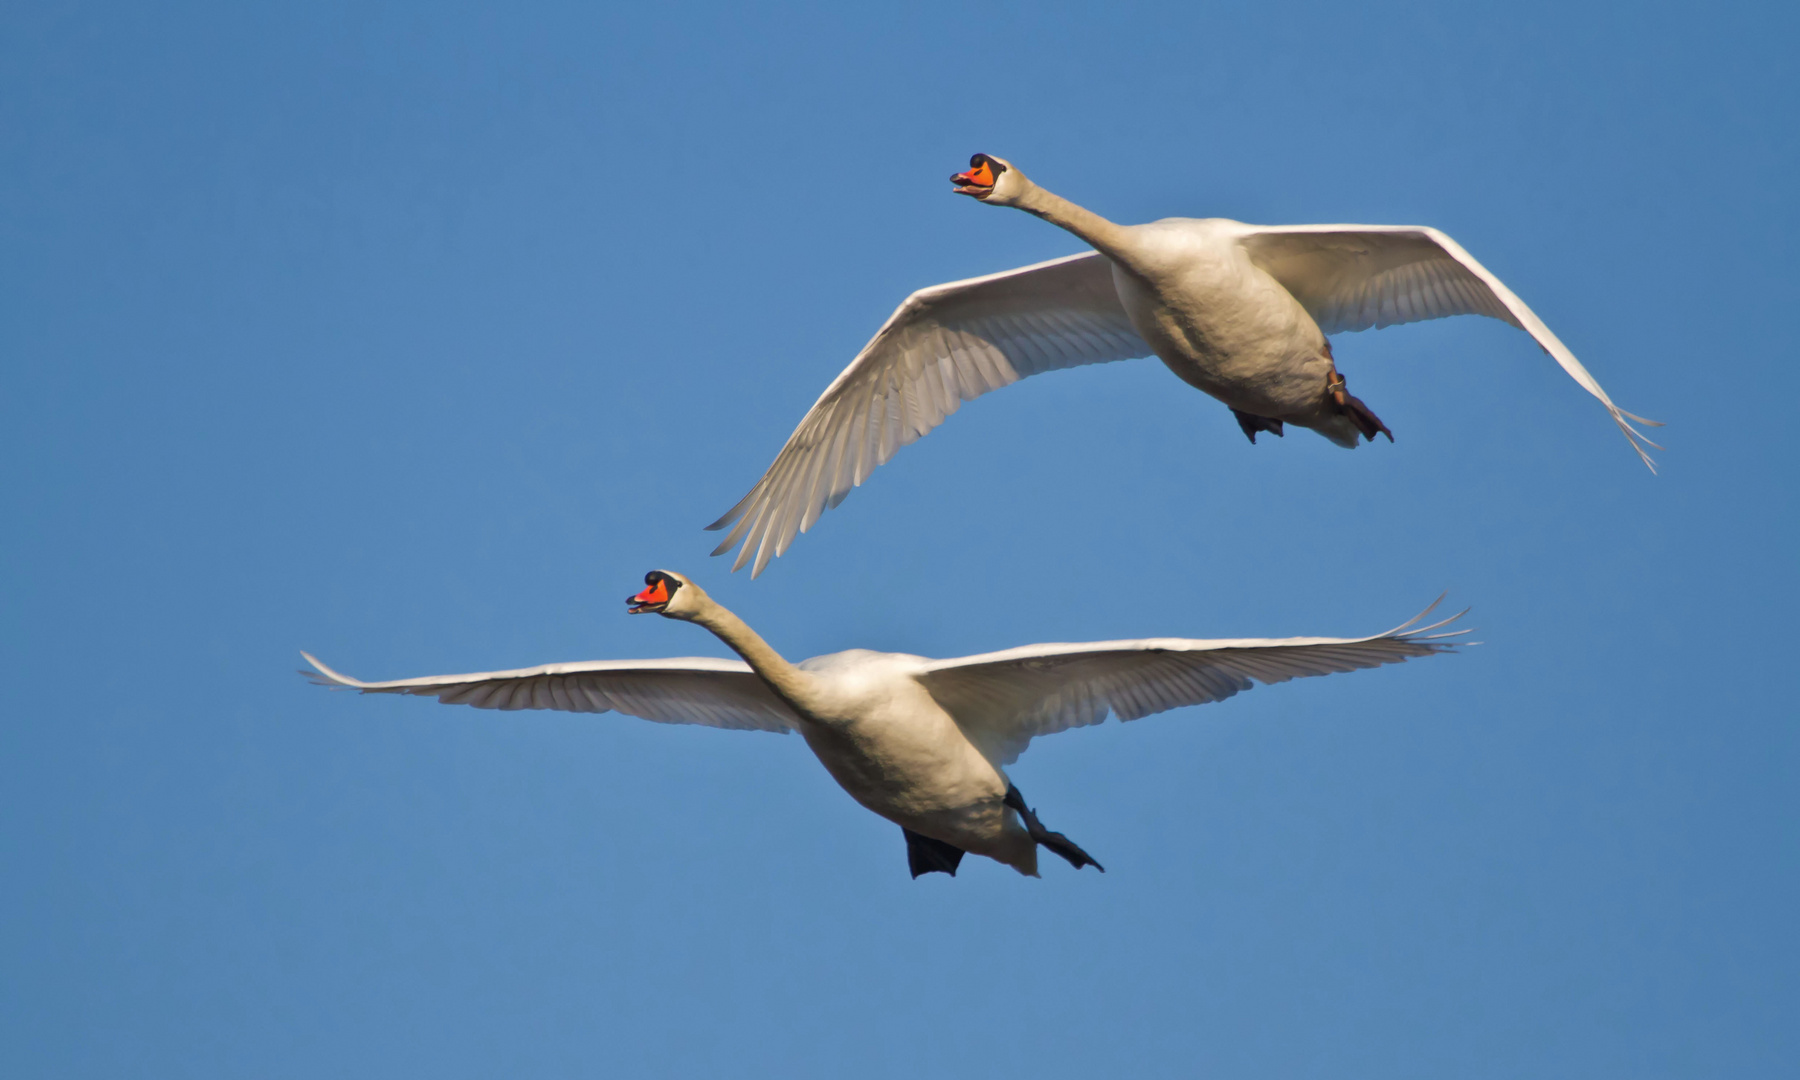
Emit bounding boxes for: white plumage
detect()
[708,155,1660,576]
[304,572,1467,877]
[302,654,796,732]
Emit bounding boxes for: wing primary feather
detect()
[965,320,1021,390]
[919,602,1468,763]
[1241,224,1658,468]
[781,410,838,551]
[747,433,818,574]
[807,404,856,533]
[706,253,1150,571]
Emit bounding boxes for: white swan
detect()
[303,571,1467,877]
[708,153,1660,576]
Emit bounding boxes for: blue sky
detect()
[3,1,1795,1076]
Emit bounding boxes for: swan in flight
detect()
[303,571,1467,878]
[708,153,1660,576]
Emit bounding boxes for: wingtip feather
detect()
[1381,592,1448,636]
[1379,597,1472,649]
[299,651,367,689]
[1610,409,1662,473]
[705,480,764,533]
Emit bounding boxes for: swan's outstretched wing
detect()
[917,600,1467,765]
[707,252,1151,576]
[1238,224,1662,470]
[301,653,799,733]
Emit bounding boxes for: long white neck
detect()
[1012,180,1134,263]
[688,598,817,710]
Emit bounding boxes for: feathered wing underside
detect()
[1238,225,1661,470]
[917,600,1468,765]
[706,252,1151,576]
[300,653,799,733]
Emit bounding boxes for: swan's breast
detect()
[1111,219,1327,403]
[790,653,1003,816]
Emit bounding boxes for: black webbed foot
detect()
[903,827,966,878]
[1232,409,1286,444]
[1004,785,1105,873]
[1326,373,1394,443]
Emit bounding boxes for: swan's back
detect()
[797,648,929,674]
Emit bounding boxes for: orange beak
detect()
[627,579,670,613]
[950,159,996,192]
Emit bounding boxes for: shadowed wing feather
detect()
[917,601,1466,765]
[1238,224,1661,469]
[301,653,798,733]
[706,252,1150,576]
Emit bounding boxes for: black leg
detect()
[1004,785,1105,873]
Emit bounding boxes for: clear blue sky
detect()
[3,2,1795,1076]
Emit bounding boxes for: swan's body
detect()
[777,647,1038,870]
[707,155,1660,576]
[1102,217,1359,441]
[304,571,1466,877]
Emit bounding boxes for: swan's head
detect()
[950,153,1026,205]
[626,569,706,620]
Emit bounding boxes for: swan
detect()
[708,153,1660,576]
[303,570,1467,877]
